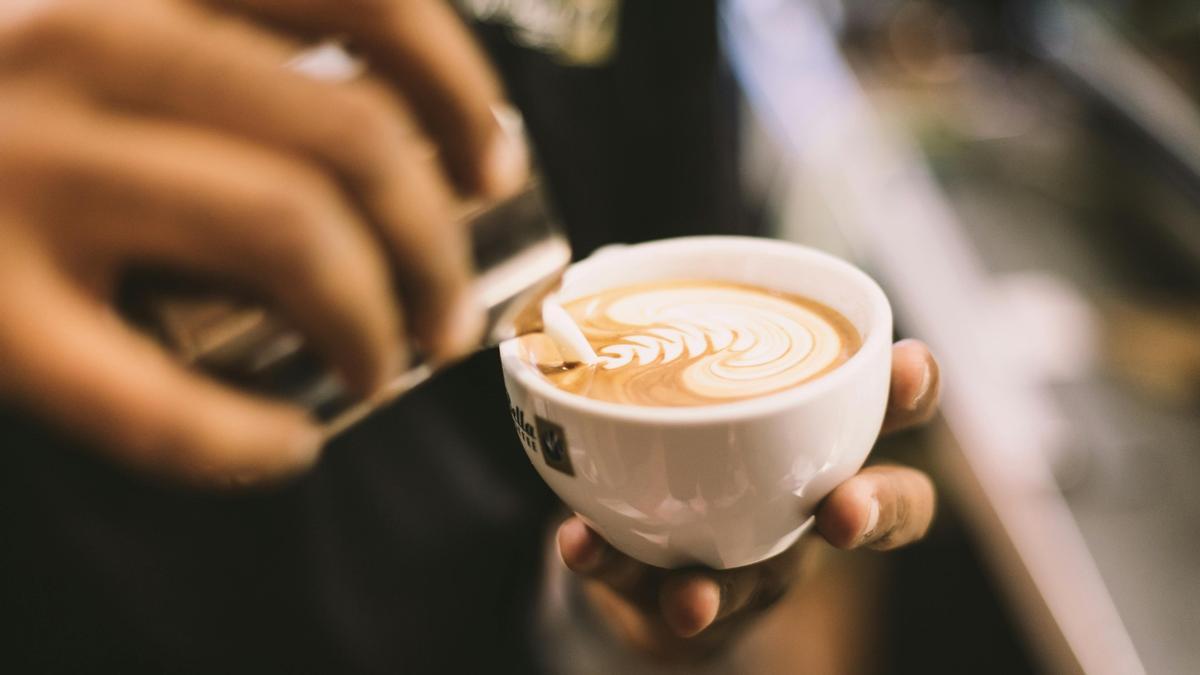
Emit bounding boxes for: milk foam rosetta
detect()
[529,280,862,406]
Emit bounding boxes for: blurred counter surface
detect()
[729,1,1200,673]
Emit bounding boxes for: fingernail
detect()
[436,291,486,362]
[908,359,934,412]
[858,497,881,545]
[484,103,530,197]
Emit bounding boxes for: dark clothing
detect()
[0,3,746,673]
[1,359,554,674]
[477,0,751,258]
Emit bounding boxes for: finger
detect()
[815,465,936,550]
[657,537,806,638]
[881,339,941,434]
[0,249,322,486]
[658,574,722,638]
[210,0,529,197]
[557,517,657,604]
[19,0,479,359]
[357,0,530,198]
[21,103,402,396]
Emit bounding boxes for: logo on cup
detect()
[535,416,573,476]
[509,402,538,456]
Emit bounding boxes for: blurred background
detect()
[726,0,1199,672]
[3,1,1196,673]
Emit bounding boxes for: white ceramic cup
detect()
[499,236,893,569]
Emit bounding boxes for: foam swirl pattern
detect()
[544,281,861,406]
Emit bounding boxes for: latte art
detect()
[529,281,861,406]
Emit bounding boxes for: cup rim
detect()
[499,236,892,425]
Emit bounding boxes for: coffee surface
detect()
[523,280,861,406]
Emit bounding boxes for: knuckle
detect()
[0,0,97,62]
[253,188,332,273]
[341,86,395,139]
[869,536,899,551]
[327,84,411,183]
[255,170,325,223]
[342,0,398,28]
[748,581,788,614]
[0,115,36,189]
[250,168,387,296]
